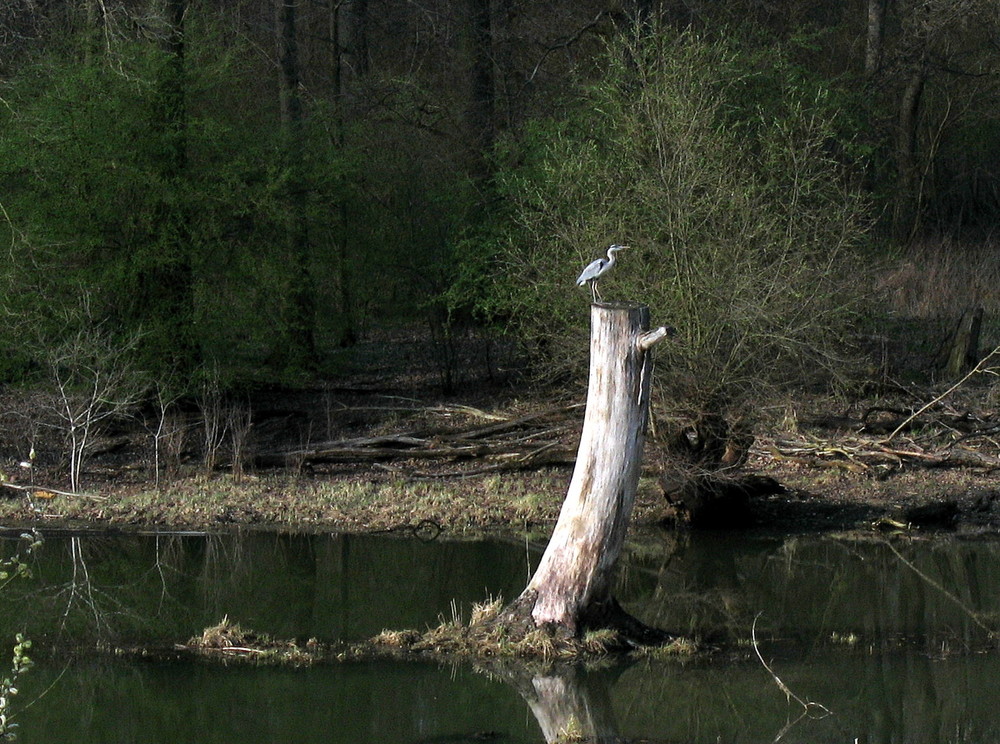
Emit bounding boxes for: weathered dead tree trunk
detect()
[496,303,671,642]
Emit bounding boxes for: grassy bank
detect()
[0,469,666,534]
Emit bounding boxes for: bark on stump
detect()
[496,303,671,643]
[943,306,983,379]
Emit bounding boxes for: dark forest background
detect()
[2,0,999,412]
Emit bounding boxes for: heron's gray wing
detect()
[576,258,606,285]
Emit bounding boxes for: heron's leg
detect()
[593,283,602,303]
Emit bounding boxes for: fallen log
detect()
[253,405,582,470]
[382,441,577,478]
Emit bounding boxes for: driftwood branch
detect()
[377,441,576,479]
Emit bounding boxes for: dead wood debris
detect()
[253,403,582,476]
[763,434,1000,477]
[764,395,1000,476]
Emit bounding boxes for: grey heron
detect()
[576,244,629,302]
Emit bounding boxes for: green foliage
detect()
[0,634,31,741]
[342,117,482,323]
[0,20,351,388]
[466,26,873,410]
[0,532,41,741]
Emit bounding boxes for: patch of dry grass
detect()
[882,237,1000,319]
[470,597,504,626]
[875,236,1000,378]
[0,470,568,533]
[176,595,696,667]
[370,629,422,648]
[554,717,586,743]
[365,598,695,662]
[634,636,699,658]
[184,616,320,665]
[195,615,250,649]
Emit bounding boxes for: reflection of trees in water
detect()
[49,535,167,642]
[12,531,533,647]
[16,533,238,645]
[587,535,1000,742]
[506,650,1000,743]
[147,532,258,623]
[503,660,829,744]
[45,532,323,644]
[196,532,254,609]
[10,530,1000,653]
[7,531,1000,743]
[57,536,106,636]
[5,533,532,650]
[619,533,1000,649]
[614,530,753,639]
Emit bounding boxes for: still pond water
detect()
[2,527,1000,743]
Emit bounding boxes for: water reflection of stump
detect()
[504,665,620,743]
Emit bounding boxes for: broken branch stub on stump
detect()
[504,302,670,639]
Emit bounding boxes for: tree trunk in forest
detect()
[497,303,671,641]
[894,52,929,242]
[865,0,886,76]
[276,0,318,368]
[149,0,198,372]
[328,0,364,348]
[162,0,187,173]
[337,0,369,93]
[83,0,102,64]
[468,0,495,176]
[491,0,513,132]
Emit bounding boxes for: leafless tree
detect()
[40,316,147,491]
[227,400,253,482]
[150,381,189,487]
[199,366,228,476]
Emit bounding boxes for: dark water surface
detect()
[2,528,999,743]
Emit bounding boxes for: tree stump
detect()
[943,306,983,379]
[495,303,671,642]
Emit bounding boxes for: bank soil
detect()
[1,383,1000,536]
